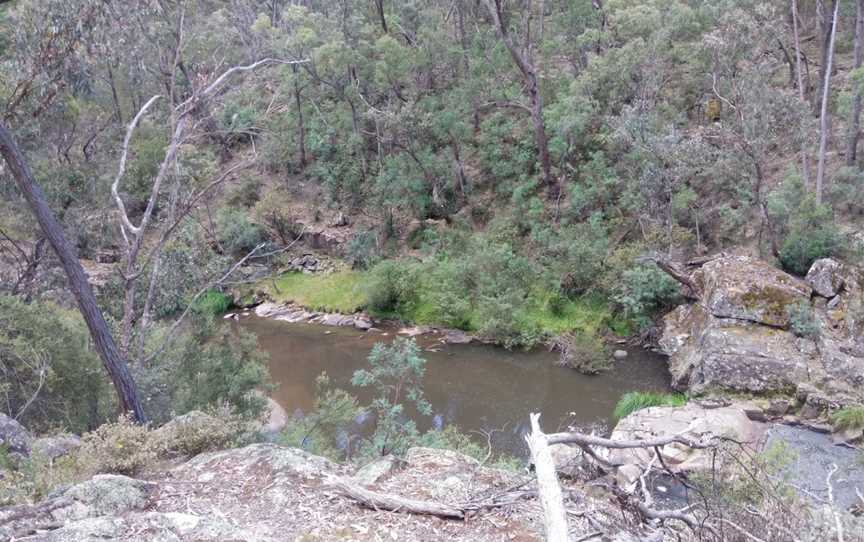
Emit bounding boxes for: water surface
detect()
[238,316,672,455]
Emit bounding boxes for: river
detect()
[237,315,673,456]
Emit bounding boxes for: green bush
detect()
[76,415,155,475]
[193,290,232,316]
[0,295,111,433]
[786,300,819,339]
[279,373,362,461]
[778,198,840,276]
[147,406,253,458]
[614,264,681,329]
[363,259,420,314]
[216,208,266,256]
[830,406,864,431]
[346,231,379,270]
[552,331,611,374]
[613,391,687,421]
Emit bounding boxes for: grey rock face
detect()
[660,256,864,404]
[695,255,811,328]
[806,258,845,298]
[0,412,33,458]
[32,434,82,460]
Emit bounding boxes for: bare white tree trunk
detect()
[524,413,569,542]
[847,0,864,167]
[792,0,812,187]
[816,0,840,204]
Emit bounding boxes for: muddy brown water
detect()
[237,316,673,457]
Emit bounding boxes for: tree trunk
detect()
[816,0,840,204]
[817,0,837,111]
[792,0,812,188]
[294,74,307,167]
[0,122,146,422]
[374,0,387,33]
[847,0,864,167]
[482,0,557,199]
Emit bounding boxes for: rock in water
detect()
[613,349,628,360]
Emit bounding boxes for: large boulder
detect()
[607,403,766,487]
[806,258,846,298]
[660,255,864,403]
[0,412,33,458]
[660,304,813,394]
[694,255,811,328]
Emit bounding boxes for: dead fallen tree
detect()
[329,476,465,519]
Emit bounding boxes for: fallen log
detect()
[329,476,465,519]
[525,412,570,542]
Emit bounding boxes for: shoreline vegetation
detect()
[231,267,632,351]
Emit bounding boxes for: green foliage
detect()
[352,338,431,458]
[76,415,155,475]
[253,188,300,244]
[553,331,611,374]
[265,271,365,313]
[0,296,111,433]
[786,301,819,339]
[345,231,379,270]
[613,391,687,421]
[830,406,864,431]
[614,264,681,329]
[279,373,362,460]
[193,290,232,316]
[172,320,271,419]
[216,208,266,256]
[147,406,255,458]
[777,197,840,276]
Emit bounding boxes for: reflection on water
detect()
[237,316,672,456]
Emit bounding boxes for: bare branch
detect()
[112,95,162,241]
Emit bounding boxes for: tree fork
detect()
[0,122,146,423]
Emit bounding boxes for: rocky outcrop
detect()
[0,413,32,460]
[2,444,569,541]
[606,402,766,487]
[659,256,864,404]
[695,255,811,327]
[32,434,82,461]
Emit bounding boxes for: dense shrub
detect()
[614,264,681,329]
[147,406,254,458]
[76,415,155,475]
[0,296,111,433]
[193,290,232,316]
[363,259,420,314]
[551,331,610,374]
[216,208,267,255]
[777,198,840,276]
[345,231,379,270]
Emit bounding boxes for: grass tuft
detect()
[193,290,232,316]
[830,406,864,431]
[613,391,687,421]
